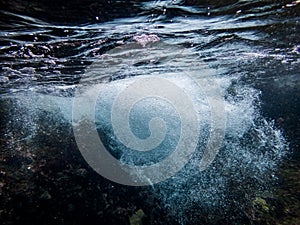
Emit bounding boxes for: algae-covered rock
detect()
[40,191,52,200]
[253,197,269,213]
[129,209,145,225]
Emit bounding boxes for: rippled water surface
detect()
[0,0,299,225]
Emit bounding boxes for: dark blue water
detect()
[0,0,299,224]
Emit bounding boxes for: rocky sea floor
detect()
[0,98,299,225]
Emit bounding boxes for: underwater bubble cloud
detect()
[72,37,226,186]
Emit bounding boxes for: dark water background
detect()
[0,0,299,225]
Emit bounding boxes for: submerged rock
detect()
[129,209,145,225]
[40,191,52,200]
[253,197,269,213]
[133,34,160,47]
